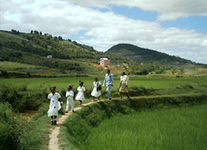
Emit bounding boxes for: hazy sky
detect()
[1,0,207,64]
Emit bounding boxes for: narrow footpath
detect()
[48,101,95,150]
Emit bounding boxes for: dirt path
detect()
[48,101,95,150]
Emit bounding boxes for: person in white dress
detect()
[47,86,62,125]
[75,81,86,107]
[91,77,101,102]
[65,86,75,113]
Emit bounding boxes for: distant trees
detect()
[130,64,184,75]
[30,30,43,36]
[58,36,63,41]
[11,29,20,34]
[34,30,39,35]
[130,64,167,75]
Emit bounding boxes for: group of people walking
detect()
[47,69,129,125]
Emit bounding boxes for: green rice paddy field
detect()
[1,76,207,150]
[83,104,207,150]
[1,76,207,92]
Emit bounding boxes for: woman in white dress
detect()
[75,81,86,107]
[48,86,62,125]
[91,77,101,102]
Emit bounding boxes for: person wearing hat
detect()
[119,72,130,99]
[103,69,114,101]
[47,86,62,125]
[65,86,75,113]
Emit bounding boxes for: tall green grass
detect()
[1,76,207,90]
[85,104,207,150]
[0,103,23,150]
[60,94,207,150]
[1,76,206,100]
[0,76,207,149]
[0,84,48,112]
[19,103,51,150]
[0,102,53,150]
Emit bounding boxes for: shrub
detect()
[0,102,25,150]
[0,85,47,112]
[0,85,24,111]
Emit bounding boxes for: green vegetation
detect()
[1,30,206,77]
[0,102,52,150]
[107,43,207,75]
[85,104,207,150]
[0,30,130,76]
[0,84,48,112]
[0,103,23,150]
[1,75,207,93]
[0,75,207,149]
[107,43,195,66]
[0,29,207,150]
[60,95,207,150]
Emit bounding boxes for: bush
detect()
[0,85,24,111]
[0,85,47,112]
[0,102,25,150]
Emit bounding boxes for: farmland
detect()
[0,75,207,150]
[84,104,207,150]
[1,75,207,91]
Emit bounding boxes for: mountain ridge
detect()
[107,43,198,66]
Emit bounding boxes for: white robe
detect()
[75,86,86,101]
[47,92,61,117]
[91,81,101,97]
[65,90,74,111]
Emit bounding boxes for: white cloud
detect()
[62,0,207,21]
[0,0,207,63]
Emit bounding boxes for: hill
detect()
[1,30,206,77]
[0,30,130,75]
[107,43,196,66]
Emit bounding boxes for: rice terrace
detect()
[1,1,207,150]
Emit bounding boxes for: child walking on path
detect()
[91,77,101,102]
[65,86,74,113]
[48,86,62,125]
[75,81,86,107]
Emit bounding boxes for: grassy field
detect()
[1,75,207,90]
[0,76,206,99]
[1,76,207,150]
[0,61,71,75]
[84,104,207,150]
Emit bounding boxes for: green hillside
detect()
[0,30,206,77]
[0,30,130,75]
[107,43,196,66]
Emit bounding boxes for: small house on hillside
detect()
[100,58,110,66]
[47,55,53,59]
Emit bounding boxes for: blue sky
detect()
[1,0,207,63]
[71,5,207,41]
[102,6,158,22]
[161,16,207,33]
[114,6,207,34]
